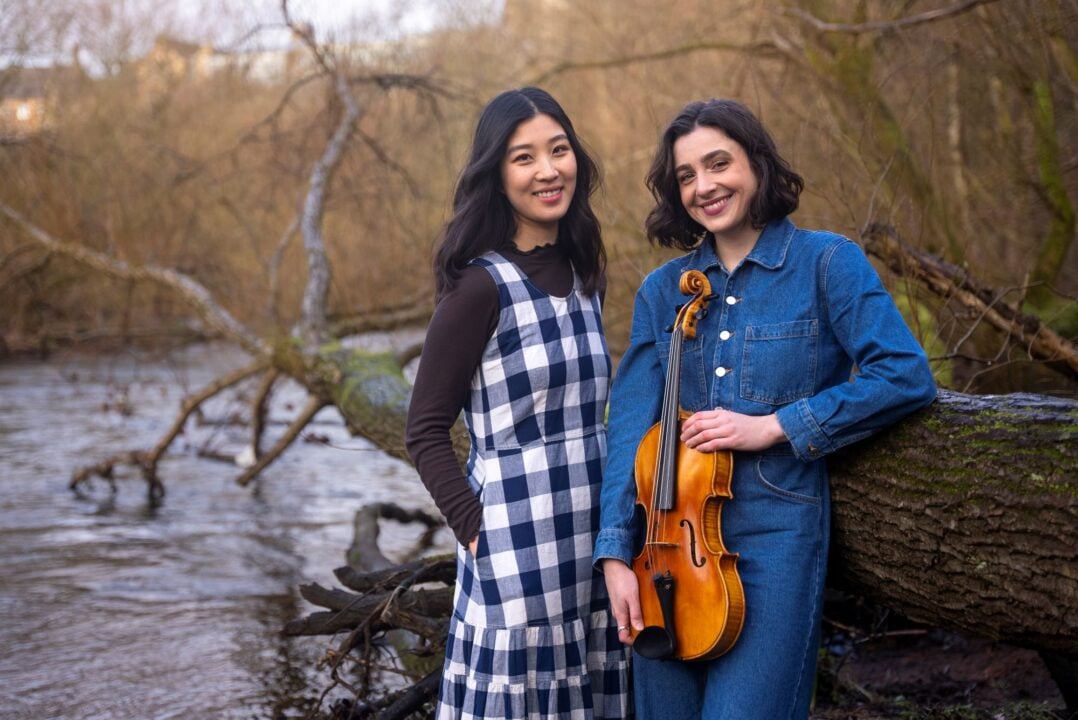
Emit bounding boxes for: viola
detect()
[630,269,746,661]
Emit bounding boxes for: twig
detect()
[147,361,270,477]
[268,215,300,325]
[236,395,327,486]
[786,0,1001,35]
[251,369,280,459]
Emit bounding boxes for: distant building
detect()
[136,35,228,97]
[135,33,316,96]
[0,67,73,139]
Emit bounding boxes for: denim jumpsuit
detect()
[594,217,936,719]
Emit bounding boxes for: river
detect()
[0,340,444,719]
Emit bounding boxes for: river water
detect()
[0,340,445,719]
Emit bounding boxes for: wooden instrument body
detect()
[632,416,745,660]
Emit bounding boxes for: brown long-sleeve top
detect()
[405,243,596,546]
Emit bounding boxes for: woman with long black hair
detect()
[406,87,630,719]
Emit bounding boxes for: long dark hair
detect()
[644,99,804,250]
[434,87,604,296]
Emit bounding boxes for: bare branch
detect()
[786,0,1002,35]
[355,127,420,197]
[346,502,443,572]
[251,369,280,458]
[233,73,322,149]
[328,298,432,337]
[394,342,423,369]
[235,395,327,486]
[279,1,364,347]
[0,202,270,356]
[267,214,300,325]
[297,70,361,345]
[69,361,269,494]
[147,362,270,474]
[529,39,783,85]
[862,223,1078,377]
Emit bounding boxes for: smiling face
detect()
[500,113,578,251]
[673,125,760,252]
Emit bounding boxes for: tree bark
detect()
[827,389,1077,653]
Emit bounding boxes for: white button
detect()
[725,295,738,305]
[715,367,728,377]
[719,330,731,341]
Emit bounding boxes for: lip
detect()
[534,187,564,203]
[699,193,731,217]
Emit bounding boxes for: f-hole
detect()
[679,519,706,568]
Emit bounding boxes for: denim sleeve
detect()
[594,281,665,568]
[775,240,937,462]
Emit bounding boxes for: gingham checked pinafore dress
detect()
[437,252,631,719]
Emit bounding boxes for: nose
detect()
[694,172,716,197]
[536,154,559,180]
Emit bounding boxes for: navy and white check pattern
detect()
[437,252,631,719]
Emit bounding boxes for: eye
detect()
[710,159,728,171]
[552,143,571,156]
[677,171,694,185]
[511,152,533,164]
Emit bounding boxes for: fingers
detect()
[467,535,479,557]
[688,437,730,453]
[613,605,637,645]
[627,586,644,633]
[681,409,731,448]
[682,412,784,452]
[603,560,642,646]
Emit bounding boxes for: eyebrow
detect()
[506,133,569,155]
[675,148,732,173]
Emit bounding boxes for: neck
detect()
[512,220,559,252]
[713,226,761,271]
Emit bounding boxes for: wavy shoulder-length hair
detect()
[644,99,804,250]
[434,87,604,297]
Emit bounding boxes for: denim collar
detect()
[679,216,795,274]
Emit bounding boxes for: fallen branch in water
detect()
[70,360,269,502]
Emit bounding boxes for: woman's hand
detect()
[602,559,643,645]
[680,409,786,453]
[468,535,479,556]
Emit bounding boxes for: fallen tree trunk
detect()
[304,345,1078,654]
[827,389,1077,653]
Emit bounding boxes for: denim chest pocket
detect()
[656,339,708,411]
[739,319,819,405]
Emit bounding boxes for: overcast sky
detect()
[2,0,503,70]
[192,0,503,49]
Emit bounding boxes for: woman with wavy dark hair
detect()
[595,99,936,719]
[407,87,630,719]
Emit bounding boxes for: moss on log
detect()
[828,389,1077,653]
